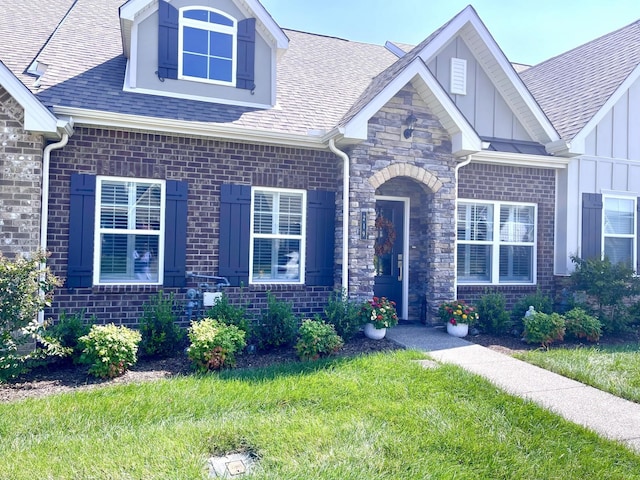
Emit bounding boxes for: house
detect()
[0,0,637,326]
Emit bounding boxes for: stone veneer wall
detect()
[457,162,556,308]
[345,85,458,323]
[46,127,340,326]
[0,86,44,256]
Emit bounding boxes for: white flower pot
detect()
[364,322,386,340]
[446,322,469,338]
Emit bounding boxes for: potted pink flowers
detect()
[359,296,399,340]
[438,300,479,337]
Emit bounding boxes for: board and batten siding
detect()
[583,75,640,160]
[427,36,533,142]
[555,157,640,275]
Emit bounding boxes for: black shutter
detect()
[157,0,179,80]
[164,180,188,287]
[236,18,256,90]
[67,174,96,288]
[582,192,603,260]
[219,184,251,286]
[306,190,336,286]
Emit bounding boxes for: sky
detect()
[259,0,640,66]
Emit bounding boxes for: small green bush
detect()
[253,292,298,351]
[46,309,94,363]
[79,324,142,378]
[564,308,602,343]
[511,291,553,328]
[476,292,511,334]
[523,312,565,348]
[205,292,249,332]
[187,318,246,371]
[139,291,186,358]
[323,290,361,341]
[295,318,344,361]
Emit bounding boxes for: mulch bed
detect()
[0,332,401,403]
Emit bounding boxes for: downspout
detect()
[453,156,472,300]
[38,132,70,324]
[328,138,349,295]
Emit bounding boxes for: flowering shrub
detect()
[359,296,399,329]
[295,318,344,361]
[79,324,141,379]
[438,300,479,326]
[187,318,246,371]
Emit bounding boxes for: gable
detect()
[427,35,533,142]
[123,0,282,108]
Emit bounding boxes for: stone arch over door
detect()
[369,164,443,193]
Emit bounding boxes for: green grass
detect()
[516,343,640,403]
[1,350,639,479]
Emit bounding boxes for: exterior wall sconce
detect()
[403,113,417,139]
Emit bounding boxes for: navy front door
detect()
[373,200,404,318]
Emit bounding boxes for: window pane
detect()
[209,31,233,58]
[604,237,633,267]
[457,244,491,282]
[278,194,303,235]
[604,198,634,235]
[500,205,534,242]
[499,245,532,282]
[184,9,208,21]
[183,27,208,54]
[99,234,159,283]
[209,58,233,82]
[457,204,493,241]
[183,53,208,78]
[209,11,234,26]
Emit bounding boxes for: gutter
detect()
[452,156,472,300]
[328,138,350,295]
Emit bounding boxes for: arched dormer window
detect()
[178,8,237,85]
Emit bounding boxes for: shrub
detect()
[570,255,640,334]
[0,250,63,382]
[204,292,249,332]
[476,292,510,334]
[323,290,361,341]
[187,318,246,371]
[46,309,94,364]
[295,318,344,361]
[511,291,553,329]
[564,308,602,342]
[139,291,186,358]
[523,312,565,348]
[253,292,298,351]
[79,324,142,378]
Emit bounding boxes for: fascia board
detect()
[571,63,640,154]
[470,150,570,169]
[0,64,58,136]
[52,106,329,150]
[241,0,289,49]
[119,0,153,21]
[341,59,481,155]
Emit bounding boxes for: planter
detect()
[364,322,387,340]
[446,322,469,338]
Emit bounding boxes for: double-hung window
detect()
[250,188,306,284]
[457,201,536,284]
[94,177,165,285]
[179,8,237,85]
[603,195,636,268]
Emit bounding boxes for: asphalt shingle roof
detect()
[520,20,640,141]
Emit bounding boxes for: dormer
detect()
[119,0,289,108]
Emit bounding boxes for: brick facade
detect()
[45,127,340,326]
[0,86,44,256]
[457,162,556,308]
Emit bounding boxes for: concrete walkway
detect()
[387,323,640,453]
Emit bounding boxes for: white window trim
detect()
[601,194,637,268]
[457,199,537,285]
[93,176,166,286]
[249,187,306,285]
[178,7,237,87]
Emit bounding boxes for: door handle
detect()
[397,253,403,281]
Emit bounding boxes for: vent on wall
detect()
[450,57,467,95]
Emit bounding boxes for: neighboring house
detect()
[0,1,635,326]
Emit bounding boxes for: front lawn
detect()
[516,343,640,403]
[1,350,639,479]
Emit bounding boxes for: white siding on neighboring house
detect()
[584,76,640,160]
[427,36,533,142]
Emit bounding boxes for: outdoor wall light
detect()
[403,113,418,139]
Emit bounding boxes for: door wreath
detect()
[374,215,396,256]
